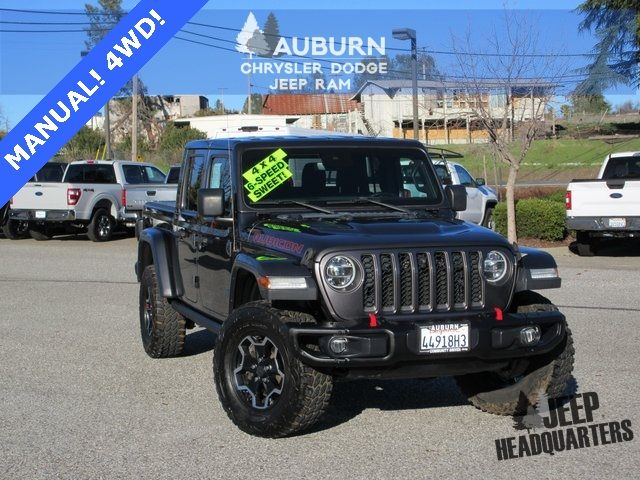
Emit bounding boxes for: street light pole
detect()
[393,28,419,141]
[410,36,419,140]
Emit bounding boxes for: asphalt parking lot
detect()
[1,236,639,479]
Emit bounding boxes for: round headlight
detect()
[483,250,508,282]
[324,256,357,290]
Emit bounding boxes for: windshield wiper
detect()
[271,199,335,214]
[328,196,412,214]
[357,197,412,214]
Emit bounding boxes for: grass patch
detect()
[441,137,640,182]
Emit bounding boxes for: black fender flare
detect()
[515,246,561,291]
[1,203,9,226]
[136,228,184,299]
[229,253,317,310]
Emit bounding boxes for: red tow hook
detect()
[494,307,504,321]
[368,313,379,328]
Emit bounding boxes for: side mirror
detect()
[475,178,485,186]
[197,188,224,217]
[446,185,467,212]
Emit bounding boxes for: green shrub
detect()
[516,199,566,241]
[545,190,566,203]
[491,199,566,241]
[494,202,508,237]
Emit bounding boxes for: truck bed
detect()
[567,179,640,218]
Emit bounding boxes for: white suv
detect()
[428,148,498,227]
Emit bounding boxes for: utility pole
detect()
[131,74,138,162]
[104,101,112,159]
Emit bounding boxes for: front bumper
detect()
[567,216,640,235]
[9,209,75,222]
[289,310,566,377]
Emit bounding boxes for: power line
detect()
[0,10,612,86]
[0,26,607,85]
[0,8,595,58]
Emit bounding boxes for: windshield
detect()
[241,146,443,208]
[602,156,640,180]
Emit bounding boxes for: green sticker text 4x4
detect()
[242,148,292,202]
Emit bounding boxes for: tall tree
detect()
[263,12,282,57]
[570,93,611,114]
[84,0,125,49]
[390,53,439,80]
[0,104,6,134]
[452,12,567,242]
[242,94,264,114]
[61,126,105,160]
[577,0,640,87]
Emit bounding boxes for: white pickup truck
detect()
[566,151,640,256]
[9,160,177,242]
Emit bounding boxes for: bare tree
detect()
[451,12,567,242]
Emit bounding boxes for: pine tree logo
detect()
[236,11,282,58]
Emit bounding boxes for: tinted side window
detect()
[454,165,475,187]
[166,167,180,184]
[208,157,231,216]
[122,165,144,184]
[184,154,206,211]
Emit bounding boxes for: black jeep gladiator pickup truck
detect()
[135,136,574,438]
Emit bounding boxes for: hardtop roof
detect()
[186,135,425,151]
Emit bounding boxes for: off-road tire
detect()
[2,219,29,240]
[576,231,596,257]
[481,206,495,230]
[29,226,53,241]
[213,301,332,438]
[87,208,114,242]
[455,291,574,415]
[139,265,186,358]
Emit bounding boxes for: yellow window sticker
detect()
[242,148,292,202]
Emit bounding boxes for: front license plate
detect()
[419,323,470,353]
[608,218,626,228]
[35,211,46,219]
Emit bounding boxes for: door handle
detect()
[147,190,157,196]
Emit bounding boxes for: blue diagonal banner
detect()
[0,0,210,206]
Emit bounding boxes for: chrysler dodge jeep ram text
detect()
[135,136,574,437]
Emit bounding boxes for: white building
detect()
[351,79,552,144]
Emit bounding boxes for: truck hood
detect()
[242,215,512,259]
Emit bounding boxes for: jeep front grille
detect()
[361,251,484,314]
